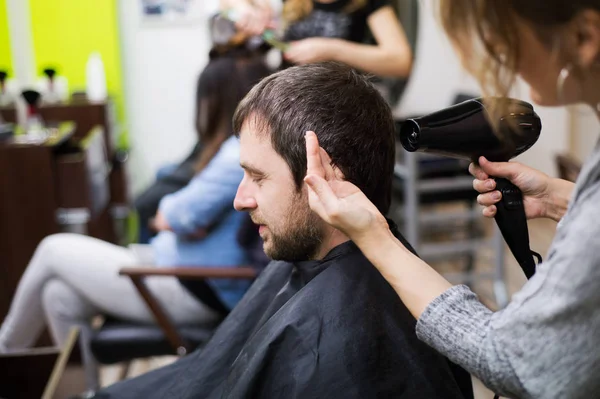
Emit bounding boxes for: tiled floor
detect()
[70,217,557,398]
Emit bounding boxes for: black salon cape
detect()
[99,235,473,398]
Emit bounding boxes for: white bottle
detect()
[85,52,107,102]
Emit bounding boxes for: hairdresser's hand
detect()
[150,211,172,232]
[231,2,273,36]
[470,156,574,222]
[304,131,389,242]
[284,38,340,65]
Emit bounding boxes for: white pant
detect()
[0,233,220,351]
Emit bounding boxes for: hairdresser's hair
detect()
[193,46,271,172]
[233,62,396,214]
[283,0,367,24]
[438,0,600,120]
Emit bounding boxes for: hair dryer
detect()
[399,97,542,278]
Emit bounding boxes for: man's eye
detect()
[252,177,264,184]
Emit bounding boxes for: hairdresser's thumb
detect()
[478,156,520,181]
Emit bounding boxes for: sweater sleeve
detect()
[416,179,600,399]
[416,285,526,397]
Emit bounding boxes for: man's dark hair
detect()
[233,62,396,214]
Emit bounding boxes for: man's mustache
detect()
[250,213,265,226]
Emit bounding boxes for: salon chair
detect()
[81,267,258,392]
[82,218,267,392]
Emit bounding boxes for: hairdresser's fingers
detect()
[248,16,265,36]
[266,19,278,29]
[468,162,489,181]
[305,174,339,221]
[236,7,267,36]
[478,156,521,181]
[284,42,309,64]
[477,191,502,207]
[482,205,497,218]
[305,131,326,179]
[235,10,253,34]
[283,49,299,63]
[473,178,496,194]
[255,10,270,34]
[260,6,274,28]
[319,147,336,181]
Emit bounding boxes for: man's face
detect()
[234,117,325,261]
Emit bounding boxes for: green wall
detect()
[29,0,126,145]
[0,0,12,76]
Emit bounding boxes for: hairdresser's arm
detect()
[284,6,412,77]
[304,131,450,316]
[305,131,600,398]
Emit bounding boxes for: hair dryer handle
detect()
[492,178,537,279]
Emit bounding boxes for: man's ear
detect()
[572,9,600,68]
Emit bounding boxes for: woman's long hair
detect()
[438,0,600,123]
[283,0,367,24]
[193,46,271,173]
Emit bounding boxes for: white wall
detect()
[6,0,36,87]
[120,0,575,189]
[118,0,219,195]
[6,0,37,126]
[395,0,569,177]
[569,105,600,162]
[393,0,481,118]
[509,80,569,178]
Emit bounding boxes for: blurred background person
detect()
[0,46,271,353]
[134,29,272,245]
[220,0,413,78]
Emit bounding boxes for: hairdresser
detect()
[304,1,600,398]
[219,0,412,77]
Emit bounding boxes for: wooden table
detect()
[0,122,113,324]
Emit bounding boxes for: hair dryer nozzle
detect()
[399,97,542,162]
[399,119,421,152]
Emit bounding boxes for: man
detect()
[98,62,473,398]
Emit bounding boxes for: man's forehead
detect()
[238,117,295,181]
[239,117,275,164]
[239,114,270,138]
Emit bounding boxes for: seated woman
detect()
[0,46,271,353]
[134,143,200,244]
[134,29,272,245]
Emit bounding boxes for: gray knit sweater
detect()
[416,141,600,399]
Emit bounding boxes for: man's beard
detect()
[253,202,324,262]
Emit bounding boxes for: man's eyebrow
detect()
[240,162,267,176]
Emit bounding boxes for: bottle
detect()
[21,90,46,140]
[86,52,107,102]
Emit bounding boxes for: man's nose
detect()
[234,180,257,211]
